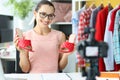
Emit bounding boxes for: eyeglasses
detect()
[39,12,55,20]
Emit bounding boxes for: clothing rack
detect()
[72,0,120,70]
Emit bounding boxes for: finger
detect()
[14,34,19,39]
[14,38,17,44]
[66,40,69,42]
[69,34,76,43]
[14,35,19,43]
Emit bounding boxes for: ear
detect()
[34,10,37,18]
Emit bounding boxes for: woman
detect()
[14,0,75,73]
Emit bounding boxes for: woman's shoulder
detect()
[51,29,66,43]
[51,29,64,35]
[51,29,65,38]
[23,29,33,34]
[23,29,34,38]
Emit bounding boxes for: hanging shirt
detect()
[104,5,120,71]
[77,8,92,67]
[89,6,103,28]
[108,5,120,71]
[95,6,109,71]
[104,8,115,71]
[78,8,92,41]
[72,6,85,42]
[109,5,120,32]
[113,10,120,64]
[23,29,63,73]
[72,7,86,66]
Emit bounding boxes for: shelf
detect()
[50,0,71,3]
[51,22,72,25]
[74,0,94,1]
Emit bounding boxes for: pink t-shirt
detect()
[23,29,63,73]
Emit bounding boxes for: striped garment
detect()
[77,8,92,67]
[113,10,120,64]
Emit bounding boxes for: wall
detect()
[0,0,13,16]
[0,0,36,35]
[0,0,40,73]
[0,0,42,32]
[87,0,120,8]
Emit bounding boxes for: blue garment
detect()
[72,7,85,64]
[113,10,120,64]
[89,6,102,28]
[72,6,85,36]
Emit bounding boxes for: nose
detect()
[44,16,49,20]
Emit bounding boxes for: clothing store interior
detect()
[0,0,120,80]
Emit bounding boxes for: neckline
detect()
[32,29,53,37]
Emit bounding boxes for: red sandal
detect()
[18,38,34,52]
[16,28,33,52]
[59,34,76,53]
[59,41,75,53]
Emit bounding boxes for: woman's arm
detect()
[19,50,31,73]
[58,33,76,71]
[14,35,31,73]
[58,53,69,70]
[58,33,69,70]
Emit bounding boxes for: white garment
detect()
[103,6,118,71]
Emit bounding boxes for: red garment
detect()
[77,8,92,67]
[95,6,108,71]
[78,8,92,41]
[114,62,120,71]
[109,6,120,32]
[76,53,85,67]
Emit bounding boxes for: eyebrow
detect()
[39,12,54,14]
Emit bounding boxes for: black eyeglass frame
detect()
[38,12,55,20]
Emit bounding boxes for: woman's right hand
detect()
[14,34,28,54]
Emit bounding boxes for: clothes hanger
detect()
[100,0,104,8]
[108,0,113,11]
[84,2,89,9]
[108,0,111,7]
[90,2,96,9]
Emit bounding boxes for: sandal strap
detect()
[18,39,33,52]
[60,41,74,53]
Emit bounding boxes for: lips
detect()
[43,21,49,25]
[40,20,49,25]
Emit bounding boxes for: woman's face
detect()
[34,5,55,27]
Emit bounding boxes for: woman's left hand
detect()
[59,34,76,54]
